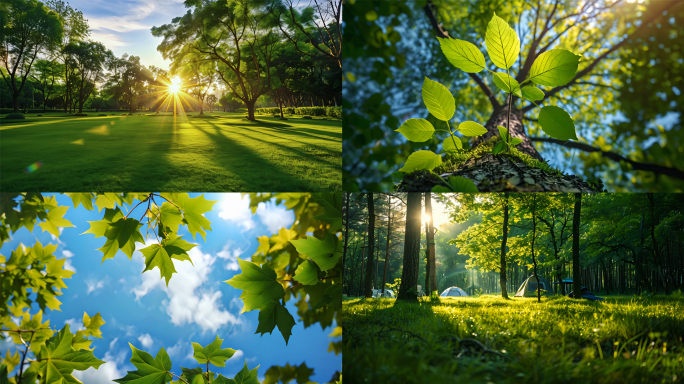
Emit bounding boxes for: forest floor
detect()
[343,293,684,384]
[0,111,341,191]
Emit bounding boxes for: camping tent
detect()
[515,275,553,297]
[440,287,469,297]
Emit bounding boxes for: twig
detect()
[170,372,190,384]
[124,194,150,219]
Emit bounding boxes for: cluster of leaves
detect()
[113,335,259,384]
[228,193,342,349]
[393,12,581,185]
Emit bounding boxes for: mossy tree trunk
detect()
[500,193,510,299]
[363,193,375,298]
[572,193,582,298]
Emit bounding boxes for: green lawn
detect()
[0,111,341,191]
[343,294,684,384]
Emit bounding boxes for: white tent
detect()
[440,286,469,297]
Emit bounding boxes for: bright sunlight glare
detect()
[169,76,181,93]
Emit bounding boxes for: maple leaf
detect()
[174,193,217,240]
[140,235,195,285]
[191,335,236,367]
[114,344,173,384]
[224,259,284,313]
[255,301,296,345]
[37,205,74,237]
[290,234,341,271]
[35,324,105,384]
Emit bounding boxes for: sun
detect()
[169,76,181,93]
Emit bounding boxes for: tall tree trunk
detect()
[359,218,367,296]
[572,193,582,298]
[424,222,429,293]
[500,193,510,299]
[396,193,422,302]
[530,196,541,303]
[245,100,256,121]
[342,193,350,295]
[381,195,392,294]
[363,193,375,298]
[425,193,437,294]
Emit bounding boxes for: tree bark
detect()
[381,195,392,294]
[363,193,375,298]
[342,193,350,295]
[396,193,422,302]
[531,195,541,303]
[572,193,582,298]
[500,193,510,299]
[426,192,437,294]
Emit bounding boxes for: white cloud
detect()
[64,259,77,273]
[218,195,255,231]
[255,200,295,234]
[64,318,84,331]
[86,278,106,295]
[62,250,74,258]
[132,247,242,333]
[109,337,119,350]
[89,30,129,47]
[217,242,245,271]
[73,340,127,384]
[138,333,154,349]
[229,349,244,363]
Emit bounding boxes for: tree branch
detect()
[530,137,684,181]
[423,1,501,109]
[522,1,679,113]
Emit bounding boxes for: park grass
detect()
[0,111,341,191]
[343,293,684,384]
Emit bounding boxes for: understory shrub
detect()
[326,106,342,118]
[4,113,25,119]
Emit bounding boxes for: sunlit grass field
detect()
[0,111,341,191]
[343,294,684,384]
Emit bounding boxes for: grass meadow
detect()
[0,111,341,191]
[343,294,684,384]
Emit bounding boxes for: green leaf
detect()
[458,121,487,136]
[538,106,578,140]
[35,324,105,384]
[174,193,217,241]
[140,235,196,285]
[255,300,296,345]
[234,361,260,384]
[398,150,442,173]
[521,86,545,101]
[312,193,342,232]
[510,137,524,146]
[497,125,509,142]
[445,176,479,192]
[97,218,145,263]
[224,258,285,313]
[66,193,94,210]
[0,364,8,384]
[442,136,462,152]
[94,193,120,212]
[180,367,210,384]
[37,206,74,237]
[421,77,455,121]
[152,202,184,235]
[485,12,520,70]
[437,37,486,73]
[82,312,105,338]
[71,330,93,351]
[191,335,236,367]
[114,345,172,384]
[290,233,340,271]
[82,208,124,238]
[492,141,506,154]
[293,260,321,285]
[395,119,435,142]
[529,49,581,87]
[492,72,521,97]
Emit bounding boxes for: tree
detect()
[46,0,89,113]
[363,193,376,298]
[30,59,63,112]
[572,193,582,298]
[425,192,436,294]
[343,0,684,192]
[396,193,422,302]
[120,55,152,114]
[152,0,279,121]
[1,0,63,113]
[499,192,510,299]
[63,41,107,113]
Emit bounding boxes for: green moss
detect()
[435,141,564,177]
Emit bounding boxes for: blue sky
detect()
[0,193,341,383]
[71,0,189,69]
